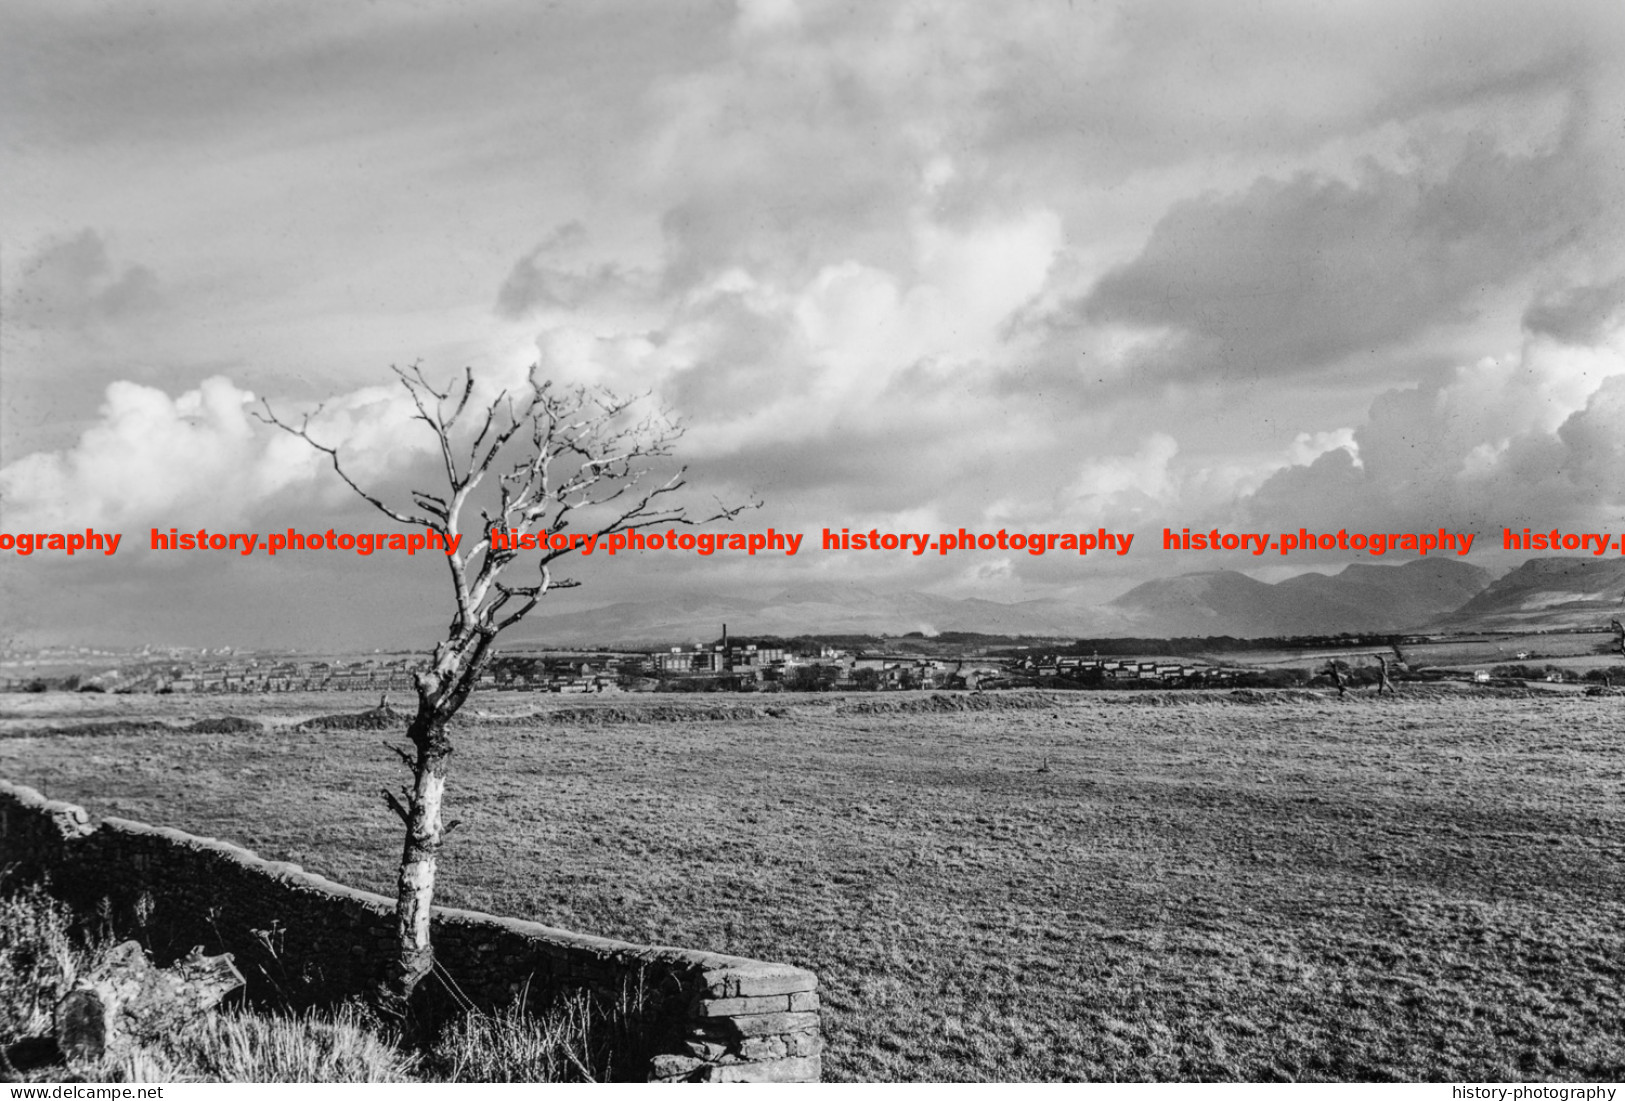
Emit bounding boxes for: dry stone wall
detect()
[0,779,820,1082]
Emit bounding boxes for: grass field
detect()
[3,688,1623,1081]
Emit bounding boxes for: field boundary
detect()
[0,778,820,1082]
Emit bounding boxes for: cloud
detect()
[524,203,1061,470]
[978,0,1613,175]
[1547,374,1625,503]
[1289,429,1360,469]
[494,222,654,318]
[641,2,1022,290]
[1233,325,1625,540]
[1069,433,1179,519]
[734,0,803,40]
[9,229,162,331]
[1523,275,1625,345]
[0,375,437,531]
[1,377,294,530]
[1080,109,1606,380]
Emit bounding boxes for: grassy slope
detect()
[3,690,1623,1081]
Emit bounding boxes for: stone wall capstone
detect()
[0,779,820,1082]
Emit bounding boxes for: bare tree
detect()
[259,362,749,1019]
[1375,653,1396,695]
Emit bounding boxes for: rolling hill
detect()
[1103,558,1493,638]
[1428,557,1625,632]
[511,559,1497,646]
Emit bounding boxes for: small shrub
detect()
[0,882,110,1047]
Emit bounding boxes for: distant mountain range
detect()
[1429,557,1625,632]
[1103,559,1493,638]
[513,555,1625,645]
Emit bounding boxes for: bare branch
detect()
[266,362,751,696]
[381,788,411,826]
[254,399,441,531]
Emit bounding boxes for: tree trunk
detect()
[381,716,450,1020]
[377,629,495,1022]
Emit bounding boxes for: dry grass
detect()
[0,883,109,1047]
[153,1005,416,1083]
[4,688,1624,1081]
[0,882,413,1082]
[422,976,652,1083]
[0,882,636,1082]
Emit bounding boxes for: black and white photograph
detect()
[2,0,1623,1087]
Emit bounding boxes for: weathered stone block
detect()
[738,1036,788,1061]
[787,1031,824,1057]
[684,1039,729,1061]
[649,1053,706,1081]
[702,964,817,999]
[699,1055,821,1083]
[706,1010,820,1038]
[788,990,820,1012]
[697,994,791,1017]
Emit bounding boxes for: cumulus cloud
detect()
[1289,428,1360,469]
[1234,327,1625,539]
[1069,433,1179,519]
[1081,108,1606,380]
[0,375,436,531]
[641,2,1019,289]
[525,203,1061,468]
[1,378,295,530]
[1551,374,1625,496]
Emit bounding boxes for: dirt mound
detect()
[183,716,264,733]
[14,715,264,738]
[537,704,790,724]
[14,720,173,739]
[834,692,1063,716]
[1219,688,1326,705]
[296,705,407,731]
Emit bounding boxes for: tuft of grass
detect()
[426,994,598,1082]
[157,1005,416,1083]
[423,975,655,1083]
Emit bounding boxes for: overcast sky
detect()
[4,0,1625,648]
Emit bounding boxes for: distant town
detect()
[7,622,1619,696]
[0,624,1255,695]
